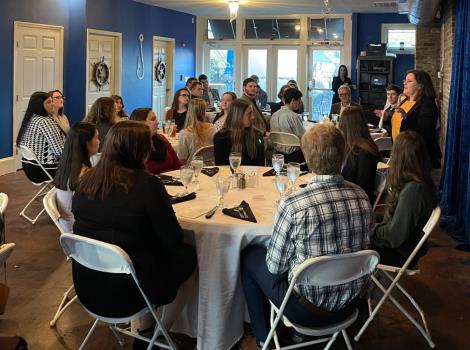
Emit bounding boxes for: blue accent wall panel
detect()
[86,0,196,115]
[352,13,415,90]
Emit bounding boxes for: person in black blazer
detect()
[332,65,353,104]
[214,99,265,166]
[72,121,196,327]
[400,70,442,169]
[339,107,381,203]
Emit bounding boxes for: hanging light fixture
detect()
[228,0,239,22]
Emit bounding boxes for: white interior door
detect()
[152,37,174,123]
[13,22,63,169]
[86,30,121,112]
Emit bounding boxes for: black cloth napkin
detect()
[299,183,308,188]
[222,200,257,223]
[201,167,219,177]
[170,192,196,204]
[263,168,309,177]
[158,174,183,186]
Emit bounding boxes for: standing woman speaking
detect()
[332,64,352,104]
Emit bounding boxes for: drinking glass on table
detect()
[180,165,194,195]
[275,174,289,203]
[229,152,242,174]
[287,162,301,192]
[216,175,232,207]
[191,156,204,190]
[164,120,172,136]
[272,154,285,175]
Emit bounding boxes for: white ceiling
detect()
[134,0,399,17]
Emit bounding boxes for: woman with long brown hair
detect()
[84,97,116,149]
[72,121,196,336]
[371,130,437,266]
[339,106,381,203]
[177,98,215,164]
[165,88,190,131]
[111,94,129,121]
[130,107,180,174]
[212,91,237,132]
[214,98,265,166]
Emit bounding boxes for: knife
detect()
[205,205,219,219]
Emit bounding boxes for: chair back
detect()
[192,145,215,166]
[60,233,136,276]
[18,145,54,182]
[293,250,380,287]
[269,131,301,148]
[373,170,388,211]
[43,188,69,234]
[0,243,15,266]
[0,193,7,217]
[375,137,392,152]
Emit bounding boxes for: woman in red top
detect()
[130,108,181,174]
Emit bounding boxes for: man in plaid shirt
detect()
[241,123,372,348]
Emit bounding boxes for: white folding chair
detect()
[0,193,8,217]
[192,144,215,166]
[0,243,15,267]
[18,145,54,224]
[374,137,392,152]
[269,131,301,148]
[59,233,176,350]
[355,207,441,348]
[43,188,78,327]
[262,250,380,350]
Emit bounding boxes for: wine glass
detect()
[272,154,285,175]
[287,162,301,192]
[229,152,242,174]
[180,166,194,195]
[275,174,289,203]
[216,175,232,207]
[191,156,204,191]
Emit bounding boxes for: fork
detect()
[237,207,248,219]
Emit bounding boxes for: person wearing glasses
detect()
[329,85,361,119]
[166,88,190,131]
[49,90,70,134]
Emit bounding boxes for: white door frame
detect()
[153,35,175,116]
[5,21,64,176]
[85,28,122,112]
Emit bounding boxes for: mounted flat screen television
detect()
[370,74,387,87]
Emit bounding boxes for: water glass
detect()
[272,154,285,175]
[191,156,204,190]
[287,162,301,191]
[216,175,232,207]
[229,152,242,173]
[180,166,194,195]
[275,174,289,203]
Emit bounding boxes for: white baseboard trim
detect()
[0,156,16,176]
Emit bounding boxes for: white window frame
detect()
[381,23,416,54]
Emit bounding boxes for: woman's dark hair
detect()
[77,121,152,200]
[171,88,190,111]
[49,90,65,116]
[337,64,348,78]
[222,91,237,101]
[277,84,291,100]
[54,122,96,191]
[84,97,116,125]
[339,107,380,158]
[16,91,51,146]
[111,95,129,119]
[387,130,437,213]
[130,108,168,162]
[405,70,437,102]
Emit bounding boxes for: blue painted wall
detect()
[86,0,196,114]
[352,13,415,90]
[0,0,195,159]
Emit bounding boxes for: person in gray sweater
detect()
[371,131,437,267]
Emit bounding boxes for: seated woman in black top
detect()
[214,98,265,166]
[165,88,190,131]
[339,106,381,203]
[72,121,196,330]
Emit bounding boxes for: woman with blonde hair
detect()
[177,98,215,164]
[84,97,116,149]
[49,89,70,133]
[214,98,265,166]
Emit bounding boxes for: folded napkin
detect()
[170,192,196,204]
[263,168,309,177]
[158,174,183,186]
[299,183,308,189]
[222,200,257,223]
[201,167,219,177]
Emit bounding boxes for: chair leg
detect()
[110,325,125,347]
[323,331,339,350]
[19,183,51,224]
[341,329,353,350]
[269,304,281,350]
[79,319,99,350]
[50,285,78,326]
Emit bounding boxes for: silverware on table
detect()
[205,205,219,219]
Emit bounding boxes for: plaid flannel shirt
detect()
[266,174,372,311]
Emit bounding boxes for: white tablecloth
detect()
[164,166,311,350]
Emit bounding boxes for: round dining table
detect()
[164,166,312,350]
